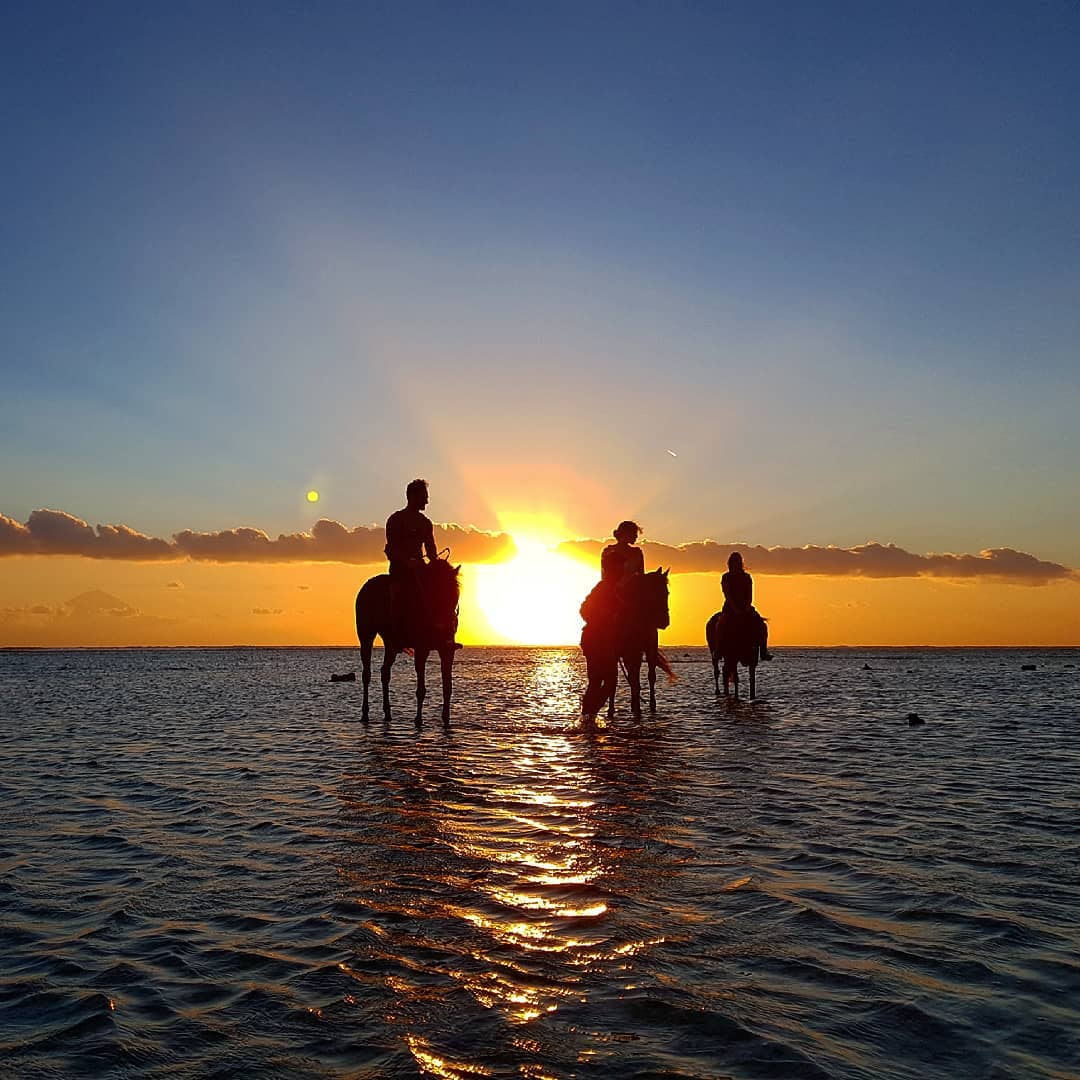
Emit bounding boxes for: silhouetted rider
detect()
[601,520,645,598]
[721,551,773,661]
[385,478,438,635]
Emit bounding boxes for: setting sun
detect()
[470,533,597,646]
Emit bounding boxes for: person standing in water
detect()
[721,551,772,660]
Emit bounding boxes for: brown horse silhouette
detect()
[581,568,670,721]
[706,610,764,701]
[355,558,461,724]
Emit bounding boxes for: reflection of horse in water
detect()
[706,610,765,701]
[355,558,461,723]
[581,568,670,721]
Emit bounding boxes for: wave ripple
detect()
[1,646,1078,1078]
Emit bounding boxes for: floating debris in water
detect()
[330,671,356,682]
[1021,664,1036,671]
[907,713,924,726]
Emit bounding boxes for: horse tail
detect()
[656,648,678,685]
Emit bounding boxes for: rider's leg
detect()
[757,610,773,661]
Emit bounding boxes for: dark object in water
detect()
[863,663,872,670]
[1020,664,1036,671]
[907,713,924,726]
[331,671,356,682]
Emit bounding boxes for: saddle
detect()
[718,609,766,649]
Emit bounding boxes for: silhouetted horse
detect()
[582,568,670,721]
[355,558,461,723]
[706,610,764,701]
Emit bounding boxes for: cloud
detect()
[0,510,517,565]
[8,510,176,560]
[1,508,1072,584]
[1,602,62,623]
[166,580,184,589]
[252,607,284,616]
[557,538,1075,586]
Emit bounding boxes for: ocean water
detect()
[0,646,1078,1080]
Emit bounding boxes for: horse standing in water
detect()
[355,558,461,724]
[706,610,764,701]
[581,568,670,721]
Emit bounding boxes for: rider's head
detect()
[614,520,641,544]
[406,478,429,509]
[728,551,744,571]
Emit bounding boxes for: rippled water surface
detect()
[1,647,1078,1079]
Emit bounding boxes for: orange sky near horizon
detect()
[2,552,1078,649]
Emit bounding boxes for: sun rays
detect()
[467,515,597,646]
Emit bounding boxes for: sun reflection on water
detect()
[336,650,676,1071]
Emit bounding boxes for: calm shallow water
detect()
[0,646,1078,1079]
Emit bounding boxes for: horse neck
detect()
[624,581,667,632]
[426,566,460,618]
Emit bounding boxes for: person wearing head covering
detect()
[601,520,645,589]
[721,551,773,660]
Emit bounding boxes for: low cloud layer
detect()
[557,538,1075,586]
[0,509,516,565]
[1,509,1073,584]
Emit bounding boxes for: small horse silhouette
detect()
[582,568,670,721]
[706,610,764,701]
[355,558,461,724]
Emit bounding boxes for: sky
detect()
[2,2,1079,646]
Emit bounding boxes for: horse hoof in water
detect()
[330,671,356,682]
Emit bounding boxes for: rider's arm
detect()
[384,514,400,561]
[423,518,438,563]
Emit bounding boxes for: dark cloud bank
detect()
[556,539,1074,586]
[0,509,515,566]
[0,510,1073,585]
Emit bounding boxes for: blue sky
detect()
[3,1,1078,563]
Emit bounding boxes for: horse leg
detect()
[606,652,617,718]
[582,653,608,722]
[712,650,721,695]
[628,655,642,718]
[439,645,453,724]
[749,662,756,702]
[381,647,396,720]
[728,660,739,701]
[414,648,428,725]
[360,637,373,722]
[647,648,657,713]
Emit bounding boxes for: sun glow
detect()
[470,529,597,646]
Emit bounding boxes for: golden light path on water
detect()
[336,653,671,1078]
